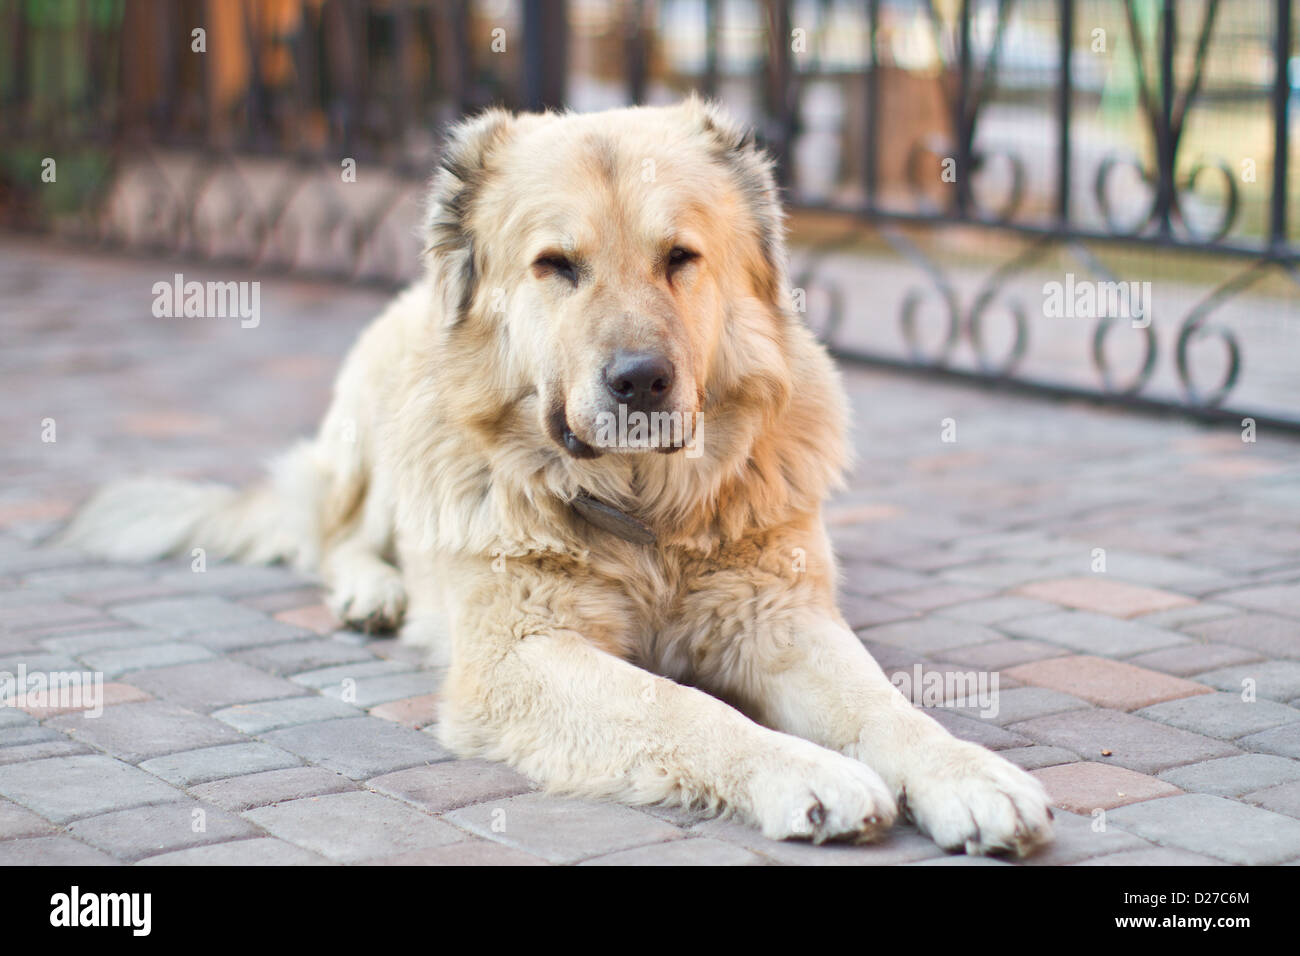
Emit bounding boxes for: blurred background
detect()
[1,0,1298,427]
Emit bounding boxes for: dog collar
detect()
[570,492,657,546]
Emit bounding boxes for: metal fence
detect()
[2,0,1297,428]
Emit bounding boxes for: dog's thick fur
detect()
[61,99,1053,854]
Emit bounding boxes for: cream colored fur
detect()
[60,98,1052,855]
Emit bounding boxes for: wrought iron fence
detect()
[1,0,1297,428]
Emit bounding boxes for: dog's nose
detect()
[603,351,674,410]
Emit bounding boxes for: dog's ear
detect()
[424,108,516,326]
[685,95,787,309]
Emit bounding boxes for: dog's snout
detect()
[603,351,674,410]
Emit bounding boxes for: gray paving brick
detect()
[367,760,535,813]
[1074,847,1229,865]
[0,835,121,865]
[682,820,938,867]
[934,596,1061,625]
[231,638,377,676]
[939,639,1068,670]
[186,621,316,652]
[1131,603,1241,632]
[445,792,686,864]
[76,641,215,678]
[1126,643,1264,678]
[261,716,452,778]
[317,671,440,707]
[0,726,66,748]
[856,619,1003,656]
[290,659,416,691]
[155,563,308,596]
[953,687,1091,727]
[926,710,1030,750]
[111,595,269,634]
[1194,661,1300,702]
[362,841,550,865]
[1243,780,1300,818]
[211,695,364,734]
[0,754,185,823]
[1009,709,1240,774]
[999,611,1189,658]
[244,790,464,863]
[998,746,1081,771]
[1216,582,1300,619]
[188,766,358,811]
[1184,613,1300,659]
[48,700,243,763]
[137,837,332,865]
[0,709,35,729]
[1238,722,1300,759]
[67,800,260,862]
[1158,754,1300,797]
[0,797,55,839]
[838,593,919,630]
[580,837,765,866]
[1136,692,1300,740]
[129,659,308,712]
[42,628,173,655]
[1107,793,1300,865]
[0,738,93,765]
[1020,808,1150,865]
[138,742,303,786]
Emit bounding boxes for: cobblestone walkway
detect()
[2,240,1299,865]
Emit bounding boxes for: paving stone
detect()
[67,800,260,862]
[1019,808,1151,866]
[939,639,1068,671]
[0,726,65,747]
[998,746,1081,771]
[856,619,1002,655]
[186,621,316,652]
[2,601,105,631]
[838,593,919,630]
[362,842,550,865]
[261,716,452,778]
[1194,660,1300,702]
[231,637,377,676]
[1136,692,1300,739]
[0,738,93,765]
[41,628,173,655]
[0,754,185,823]
[580,837,765,866]
[367,760,534,813]
[76,641,215,678]
[1005,656,1211,712]
[1237,722,1300,759]
[1132,603,1241,632]
[275,605,341,635]
[137,837,332,865]
[952,686,1091,727]
[1242,780,1300,817]
[369,694,440,729]
[1158,754,1300,797]
[1074,847,1229,865]
[933,596,1060,626]
[1216,582,1300,619]
[290,659,416,691]
[998,611,1190,658]
[111,595,269,634]
[1183,614,1300,662]
[129,659,308,712]
[48,700,243,763]
[138,742,303,786]
[924,710,1030,750]
[445,793,686,865]
[245,790,464,863]
[1106,793,1300,865]
[1032,762,1182,813]
[1009,709,1240,774]
[877,584,995,612]
[0,798,56,839]
[318,670,440,708]
[1126,643,1264,678]
[1016,577,1195,619]
[211,696,365,734]
[189,766,359,812]
[838,563,932,595]
[0,835,121,866]
[155,563,307,597]
[16,681,152,719]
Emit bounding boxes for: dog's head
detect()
[424,98,792,461]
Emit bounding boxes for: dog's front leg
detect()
[695,606,1054,856]
[436,590,896,844]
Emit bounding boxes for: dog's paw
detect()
[747,739,897,844]
[901,740,1053,857]
[328,567,407,634]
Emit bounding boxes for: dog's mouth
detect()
[548,402,602,459]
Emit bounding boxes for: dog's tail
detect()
[54,441,328,572]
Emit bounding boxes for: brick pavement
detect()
[2,240,1299,865]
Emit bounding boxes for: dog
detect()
[61,98,1053,855]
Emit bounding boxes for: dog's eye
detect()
[533,254,578,285]
[666,246,699,275]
